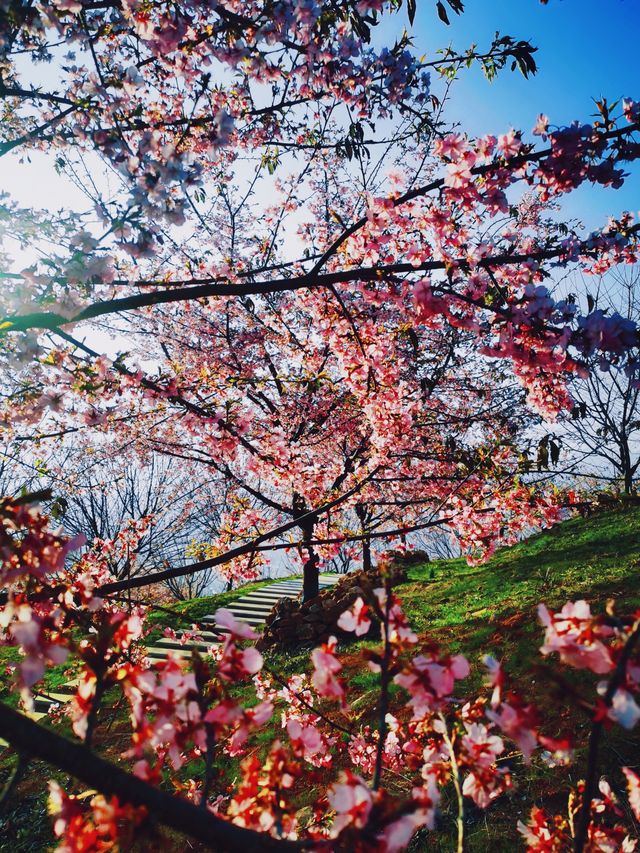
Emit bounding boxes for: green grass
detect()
[400,503,640,660]
[396,504,640,850]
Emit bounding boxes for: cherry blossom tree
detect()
[0,0,640,849]
[1,2,639,602]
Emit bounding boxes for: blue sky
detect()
[4,2,638,237]
[407,0,640,228]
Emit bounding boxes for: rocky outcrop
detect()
[257,566,407,650]
[386,548,430,567]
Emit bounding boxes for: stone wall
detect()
[257,565,407,650]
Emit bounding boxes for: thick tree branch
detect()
[0,703,309,851]
[5,225,640,335]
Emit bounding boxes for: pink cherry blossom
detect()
[337,597,372,636]
[538,600,614,674]
[328,771,373,835]
[311,636,346,704]
[214,608,259,640]
[623,767,640,820]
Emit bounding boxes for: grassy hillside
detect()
[171,505,640,851]
[402,503,640,665]
[251,505,640,851]
[393,504,640,849]
[1,508,639,851]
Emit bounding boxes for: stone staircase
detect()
[28,575,340,720]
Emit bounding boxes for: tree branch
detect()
[5,224,640,335]
[0,702,309,851]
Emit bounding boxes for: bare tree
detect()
[562,266,640,495]
[326,544,357,575]
[52,453,226,597]
[0,442,47,497]
[415,528,462,561]
[163,562,219,601]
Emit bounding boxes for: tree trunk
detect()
[356,502,371,573]
[302,546,319,601]
[293,492,319,602]
[624,467,634,496]
[620,437,634,495]
[362,536,371,573]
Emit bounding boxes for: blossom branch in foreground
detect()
[573,619,640,853]
[0,703,308,852]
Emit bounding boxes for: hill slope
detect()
[1,507,638,851]
[256,505,640,851]
[393,504,640,849]
[401,503,640,664]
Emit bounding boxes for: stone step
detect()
[255,590,298,597]
[247,586,299,593]
[222,613,269,623]
[202,614,265,627]
[145,646,193,660]
[155,638,218,652]
[257,591,298,598]
[239,592,298,603]
[227,602,275,612]
[32,678,80,710]
[175,629,221,642]
[34,692,73,711]
[226,602,275,612]
[212,609,267,620]
[223,613,270,622]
